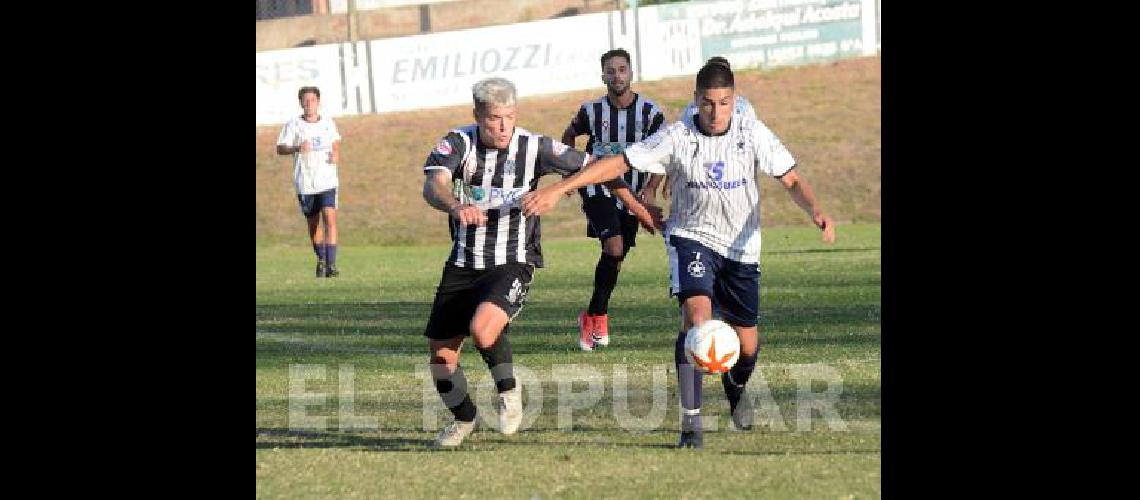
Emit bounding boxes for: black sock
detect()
[587,253,623,315]
[326,244,337,267]
[725,350,759,389]
[477,331,516,393]
[318,243,328,263]
[312,243,322,259]
[432,364,477,422]
[675,330,702,427]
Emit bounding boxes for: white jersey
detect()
[681,95,757,128]
[277,115,342,195]
[622,113,795,264]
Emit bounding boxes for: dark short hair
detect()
[706,56,731,70]
[696,59,734,90]
[298,86,321,100]
[600,48,631,70]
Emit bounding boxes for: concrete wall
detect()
[256,0,616,52]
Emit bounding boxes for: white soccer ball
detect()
[684,319,740,375]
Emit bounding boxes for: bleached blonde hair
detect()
[472,77,517,111]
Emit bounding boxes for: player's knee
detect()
[600,252,624,272]
[430,350,457,367]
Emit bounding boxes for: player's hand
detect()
[451,203,487,226]
[328,151,338,164]
[631,202,665,235]
[521,187,564,217]
[661,175,672,199]
[298,140,312,153]
[814,212,836,243]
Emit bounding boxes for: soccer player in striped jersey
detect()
[276,86,343,278]
[523,59,836,449]
[561,48,666,351]
[421,77,659,448]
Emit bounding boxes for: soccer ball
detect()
[684,319,740,374]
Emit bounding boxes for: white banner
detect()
[256,45,347,126]
[368,13,612,113]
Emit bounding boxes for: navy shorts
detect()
[423,263,534,340]
[666,235,760,327]
[298,188,338,217]
[582,194,639,250]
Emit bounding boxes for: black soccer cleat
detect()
[676,430,703,449]
[723,374,753,430]
[316,261,327,278]
[325,265,339,278]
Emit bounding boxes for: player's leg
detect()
[424,265,481,447]
[715,259,762,430]
[469,263,532,435]
[668,236,722,449]
[319,189,339,277]
[429,336,477,447]
[299,194,326,277]
[580,196,625,350]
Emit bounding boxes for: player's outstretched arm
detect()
[522,155,629,216]
[423,170,487,226]
[779,169,835,243]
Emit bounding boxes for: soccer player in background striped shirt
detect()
[523,59,835,449]
[561,48,667,352]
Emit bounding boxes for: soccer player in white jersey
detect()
[648,56,758,203]
[523,60,835,449]
[561,48,667,351]
[421,77,659,448]
[276,86,343,278]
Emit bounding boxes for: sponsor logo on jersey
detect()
[552,140,568,156]
[593,142,625,157]
[435,139,452,155]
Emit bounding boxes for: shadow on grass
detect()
[256,427,436,452]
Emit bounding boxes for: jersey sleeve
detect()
[569,105,591,136]
[647,107,665,136]
[276,120,296,147]
[328,119,342,142]
[621,126,674,175]
[751,121,796,178]
[536,136,589,176]
[423,132,468,176]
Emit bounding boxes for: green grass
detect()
[256,223,881,498]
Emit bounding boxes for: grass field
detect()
[256,223,881,498]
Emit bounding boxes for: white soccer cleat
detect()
[434,419,476,448]
[497,385,523,435]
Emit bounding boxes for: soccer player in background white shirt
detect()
[276,86,343,278]
[523,59,835,449]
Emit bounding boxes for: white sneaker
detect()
[434,419,475,448]
[497,385,523,435]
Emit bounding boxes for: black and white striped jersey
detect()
[621,113,796,264]
[567,93,665,210]
[424,125,588,269]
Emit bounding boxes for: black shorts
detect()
[423,262,534,340]
[582,194,639,248]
